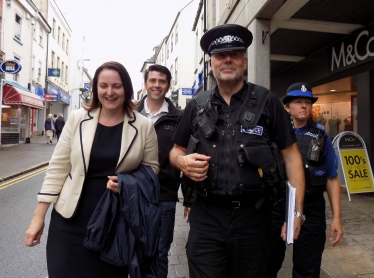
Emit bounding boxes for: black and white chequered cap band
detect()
[208,35,245,51]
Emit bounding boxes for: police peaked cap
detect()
[200,24,253,55]
[282,82,318,104]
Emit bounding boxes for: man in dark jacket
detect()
[137,64,181,278]
[54,113,65,142]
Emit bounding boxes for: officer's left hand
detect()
[330,219,343,247]
[281,222,286,241]
[280,219,302,241]
[293,217,302,240]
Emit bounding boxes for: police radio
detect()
[196,108,218,139]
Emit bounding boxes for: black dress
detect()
[46,122,127,278]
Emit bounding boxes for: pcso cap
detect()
[282,82,318,104]
[200,24,253,55]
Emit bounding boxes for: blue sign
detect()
[46,82,70,104]
[32,84,45,103]
[0,60,22,73]
[84,82,91,92]
[48,68,61,77]
[59,90,70,104]
[182,88,196,96]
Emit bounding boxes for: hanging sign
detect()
[333,131,374,201]
[0,60,22,74]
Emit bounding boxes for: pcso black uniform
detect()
[267,83,340,278]
[172,24,297,278]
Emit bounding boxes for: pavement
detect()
[1,136,374,278]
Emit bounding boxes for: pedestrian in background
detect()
[25,61,159,278]
[44,114,54,144]
[54,113,65,142]
[267,82,343,278]
[53,114,57,137]
[137,64,181,278]
[169,24,305,278]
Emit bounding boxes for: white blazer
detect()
[37,108,159,218]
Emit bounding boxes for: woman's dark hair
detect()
[84,61,136,116]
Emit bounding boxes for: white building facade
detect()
[34,0,72,121]
[0,0,50,145]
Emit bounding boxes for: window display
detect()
[1,107,19,133]
[313,100,353,140]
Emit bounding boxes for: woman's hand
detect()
[25,215,45,247]
[107,176,119,193]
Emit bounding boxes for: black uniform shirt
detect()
[172,82,296,150]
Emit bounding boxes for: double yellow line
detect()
[0,167,47,190]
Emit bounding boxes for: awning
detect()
[3,84,44,109]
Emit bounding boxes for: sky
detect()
[53,0,193,96]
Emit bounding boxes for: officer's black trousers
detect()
[266,194,326,278]
[186,197,271,278]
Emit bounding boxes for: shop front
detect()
[272,24,374,165]
[31,84,45,136]
[1,81,44,145]
[45,82,70,118]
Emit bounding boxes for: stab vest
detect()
[296,123,328,194]
[185,83,285,198]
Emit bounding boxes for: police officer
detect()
[137,64,182,278]
[169,24,305,278]
[267,83,344,278]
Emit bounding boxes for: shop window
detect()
[62,33,65,50]
[312,96,355,140]
[66,39,69,55]
[38,61,42,81]
[1,107,19,134]
[39,27,43,45]
[14,13,22,41]
[175,57,178,84]
[52,19,56,38]
[13,56,21,81]
[175,24,178,44]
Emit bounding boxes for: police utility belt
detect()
[197,192,268,210]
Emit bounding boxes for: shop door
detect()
[19,106,26,142]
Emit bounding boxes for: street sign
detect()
[84,82,91,92]
[47,68,61,77]
[333,131,374,201]
[0,60,22,74]
[182,88,196,96]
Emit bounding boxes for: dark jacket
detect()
[83,165,161,278]
[54,116,65,131]
[137,97,182,202]
[44,118,54,130]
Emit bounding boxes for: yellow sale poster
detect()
[340,149,374,193]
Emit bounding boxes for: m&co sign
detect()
[329,25,374,73]
[0,60,22,74]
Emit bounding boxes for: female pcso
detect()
[267,82,343,278]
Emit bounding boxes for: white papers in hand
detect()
[286,181,296,246]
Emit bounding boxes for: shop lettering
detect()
[344,155,366,165]
[22,95,43,105]
[331,30,374,71]
[348,169,369,179]
[344,137,355,142]
[6,65,15,71]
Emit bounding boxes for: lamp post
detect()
[26,18,36,143]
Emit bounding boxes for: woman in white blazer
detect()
[25,61,159,277]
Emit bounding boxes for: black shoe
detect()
[50,140,52,144]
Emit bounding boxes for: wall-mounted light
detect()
[6,0,11,8]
